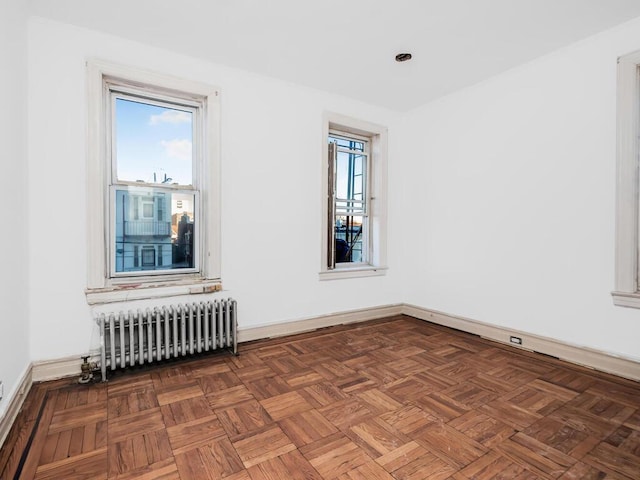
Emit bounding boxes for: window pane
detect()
[335,151,366,213]
[142,202,153,218]
[335,215,365,263]
[329,135,365,152]
[115,98,193,186]
[114,188,196,273]
[141,247,156,268]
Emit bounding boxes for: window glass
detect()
[335,215,364,263]
[115,98,193,186]
[142,202,153,218]
[328,133,369,266]
[111,94,199,277]
[113,188,196,273]
[336,152,366,211]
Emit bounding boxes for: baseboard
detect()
[6,300,638,443]
[237,304,404,343]
[23,304,404,385]
[16,303,640,383]
[0,364,33,450]
[239,302,638,382]
[32,356,84,383]
[402,304,640,382]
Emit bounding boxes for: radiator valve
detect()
[78,355,98,384]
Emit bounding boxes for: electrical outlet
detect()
[510,336,522,345]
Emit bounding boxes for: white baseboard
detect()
[238,304,404,343]
[11,303,405,388]
[32,356,84,383]
[0,364,33,450]
[26,303,640,383]
[24,304,405,385]
[403,304,640,382]
[239,303,639,381]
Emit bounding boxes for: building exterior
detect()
[114,189,174,272]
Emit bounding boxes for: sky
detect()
[115,98,193,186]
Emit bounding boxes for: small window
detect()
[321,113,388,280]
[142,202,154,219]
[141,246,156,268]
[328,131,370,266]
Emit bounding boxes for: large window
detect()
[321,113,388,280]
[110,93,198,276]
[86,61,221,303]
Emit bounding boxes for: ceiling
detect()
[29,0,640,111]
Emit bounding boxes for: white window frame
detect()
[613,50,640,308]
[329,129,370,267]
[86,60,221,304]
[320,112,388,280]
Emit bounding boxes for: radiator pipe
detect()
[78,355,97,384]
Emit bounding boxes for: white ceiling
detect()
[29,0,640,111]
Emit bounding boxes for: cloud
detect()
[161,139,192,161]
[150,110,191,125]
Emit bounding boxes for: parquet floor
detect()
[1,315,640,479]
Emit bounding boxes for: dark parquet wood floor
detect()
[1,315,639,479]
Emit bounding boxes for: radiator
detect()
[96,299,237,381]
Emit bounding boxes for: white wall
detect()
[0,1,30,420]
[398,17,640,360]
[27,18,403,361]
[24,14,640,369]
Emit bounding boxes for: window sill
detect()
[86,279,222,305]
[612,291,640,309]
[319,266,387,281]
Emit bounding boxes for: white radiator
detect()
[96,299,237,381]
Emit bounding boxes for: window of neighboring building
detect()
[613,50,640,308]
[320,113,388,280]
[86,60,221,304]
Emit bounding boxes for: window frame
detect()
[329,129,371,267]
[86,60,221,304]
[613,50,640,308]
[320,112,388,280]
